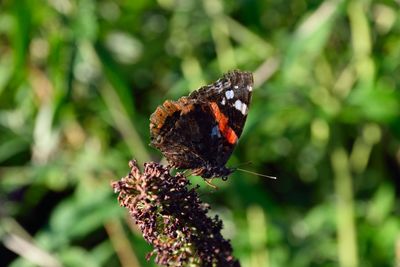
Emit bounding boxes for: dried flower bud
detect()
[111,160,240,267]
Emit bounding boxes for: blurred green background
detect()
[1,0,400,266]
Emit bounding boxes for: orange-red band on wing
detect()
[210,102,238,144]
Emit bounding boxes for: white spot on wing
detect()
[225,90,234,99]
[234,100,247,115]
[247,85,253,92]
[234,100,242,111]
[241,103,248,115]
[221,97,226,105]
[234,85,239,89]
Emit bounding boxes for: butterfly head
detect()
[194,164,234,180]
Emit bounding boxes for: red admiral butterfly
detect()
[150,70,253,179]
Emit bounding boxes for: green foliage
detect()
[1,0,399,266]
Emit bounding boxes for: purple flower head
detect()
[111,160,240,267]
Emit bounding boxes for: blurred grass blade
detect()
[331,147,358,267]
[105,219,142,267]
[100,82,150,163]
[1,218,62,267]
[203,0,236,71]
[283,0,345,83]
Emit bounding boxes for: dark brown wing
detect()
[187,70,253,165]
[149,70,253,169]
[150,98,220,169]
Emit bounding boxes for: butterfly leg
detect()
[176,169,192,178]
[204,178,219,190]
[182,169,192,176]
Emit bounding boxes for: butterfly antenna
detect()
[236,168,277,180]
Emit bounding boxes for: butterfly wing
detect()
[149,70,253,170]
[150,98,218,169]
[187,70,253,165]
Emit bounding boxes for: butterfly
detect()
[150,70,253,180]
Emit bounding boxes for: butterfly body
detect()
[150,70,253,179]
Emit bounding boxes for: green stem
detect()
[331,147,358,267]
